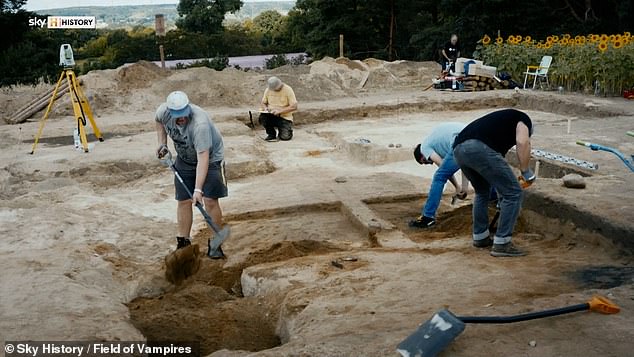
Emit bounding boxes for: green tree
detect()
[253,9,283,34]
[0,0,26,13]
[287,0,633,62]
[176,0,243,35]
[253,10,292,52]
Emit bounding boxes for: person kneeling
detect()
[258,76,298,141]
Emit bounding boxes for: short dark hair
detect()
[413,144,424,164]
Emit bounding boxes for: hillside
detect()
[35,1,296,29]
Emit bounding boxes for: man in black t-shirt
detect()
[442,34,460,72]
[452,109,536,257]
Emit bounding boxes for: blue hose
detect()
[577,141,634,172]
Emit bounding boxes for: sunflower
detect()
[543,42,552,49]
[625,31,631,37]
[576,38,585,45]
[563,33,571,39]
[496,36,503,45]
[524,35,532,43]
[552,35,559,42]
[600,34,608,42]
[546,36,554,43]
[613,40,624,49]
[591,34,599,42]
[598,41,608,52]
[536,43,543,49]
[482,34,491,45]
[559,38,569,45]
[507,35,516,44]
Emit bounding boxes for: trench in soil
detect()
[128,208,365,355]
[125,103,630,355]
[128,196,630,355]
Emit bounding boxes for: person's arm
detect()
[155,121,168,157]
[516,122,531,172]
[272,101,298,116]
[271,87,298,116]
[259,90,269,111]
[430,152,460,190]
[441,49,450,62]
[192,150,209,206]
[516,121,536,187]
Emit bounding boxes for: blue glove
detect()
[521,169,536,182]
[519,169,536,188]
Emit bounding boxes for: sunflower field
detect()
[475,33,634,96]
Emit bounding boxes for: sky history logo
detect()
[29,16,96,29]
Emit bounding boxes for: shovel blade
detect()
[209,226,231,251]
[397,309,465,357]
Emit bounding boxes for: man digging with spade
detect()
[155,91,228,266]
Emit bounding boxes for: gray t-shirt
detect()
[155,103,224,165]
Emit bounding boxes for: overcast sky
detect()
[26,0,287,11]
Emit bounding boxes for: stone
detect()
[529,341,537,347]
[334,176,348,183]
[563,173,586,189]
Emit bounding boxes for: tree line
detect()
[1,0,632,87]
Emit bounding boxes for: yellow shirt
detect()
[262,84,297,121]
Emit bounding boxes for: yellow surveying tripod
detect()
[30,44,103,154]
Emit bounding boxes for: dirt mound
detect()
[116,61,169,90]
[1,57,442,121]
[309,56,366,90]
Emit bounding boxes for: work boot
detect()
[264,134,278,142]
[473,237,493,248]
[490,242,526,257]
[176,236,191,249]
[408,215,436,228]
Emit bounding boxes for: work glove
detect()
[518,169,536,189]
[156,144,169,159]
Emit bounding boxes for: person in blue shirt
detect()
[410,122,469,228]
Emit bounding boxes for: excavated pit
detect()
[128,195,630,355]
[128,207,364,355]
[128,240,342,354]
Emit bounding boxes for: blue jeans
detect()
[422,152,460,218]
[453,139,523,245]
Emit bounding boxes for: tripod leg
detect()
[30,71,66,154]
[67,71,90,152]
[73,75,103,142]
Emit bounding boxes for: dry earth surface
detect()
[1,58,634,357]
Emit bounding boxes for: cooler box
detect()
[455,58,483,76]
[468,64,497,78]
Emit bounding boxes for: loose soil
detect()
[1,58,633,357]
